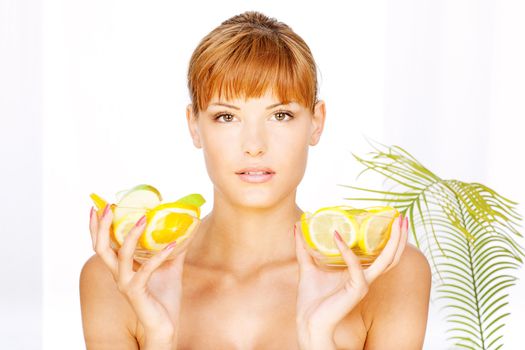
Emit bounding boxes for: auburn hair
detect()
[187,11,319,117]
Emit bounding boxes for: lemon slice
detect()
[90,193,117,220]
[139,203,200,251]
[113,185,163,223]
[364,206,397,214]
[174,193,206,208]
[112,211,148,246]
[358,207,399,254]
[90,193,108,211]
[301,208,360,256]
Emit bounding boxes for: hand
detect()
[89,204,197,347]
[294,214,408,348]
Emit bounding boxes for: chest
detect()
[174,267,367,350]
[177,269,298,349]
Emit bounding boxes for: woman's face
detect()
[186,89,326,209]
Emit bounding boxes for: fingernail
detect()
[334,230,343,242]
[103,204,111,216]
[136,215,147,227]
[404,216,408,229]
[164,241,177,250]
[399,215,404,228]
[90,206,94,219]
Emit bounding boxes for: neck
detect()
[186,189,304,275]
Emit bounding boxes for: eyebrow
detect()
[209,102,293,110]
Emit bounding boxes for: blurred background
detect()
[1,0,524,349]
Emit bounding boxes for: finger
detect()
[293,222,318,273]
[364,214,403,283]
[167,244,187,274]
[132,242,178,288]
[365,214,403,281]
[334,230,366,284]
[315,231,369,323]
[95,204,118,275]
[89,206,98,250]
[171,218,201,251]
[118,215,147,280]
[96,204,113,250]
[385,216,409,273]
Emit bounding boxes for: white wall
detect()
[383,1,525,348]
[0,0,42,349]
[2,0,523,349]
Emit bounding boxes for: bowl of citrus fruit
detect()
[90,184,205,264]
[297,205,400,267]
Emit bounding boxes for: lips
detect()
[235,167,275,175]
[236,169,275,184]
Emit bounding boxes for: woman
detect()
[80,11,431,349]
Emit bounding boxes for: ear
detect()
[310,99,326,146]
[186,104,202,149]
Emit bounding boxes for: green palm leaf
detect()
[339,139,524,349]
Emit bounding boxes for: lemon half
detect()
[301,208,360,256]
[139,203,200,251]
[358,207,399,254]
[112,211,147,246]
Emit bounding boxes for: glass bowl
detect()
[296,208,400,268]
[108,205,201,265]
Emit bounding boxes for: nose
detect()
[241,122,267,157]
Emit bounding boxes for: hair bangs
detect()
[188,11,318,117]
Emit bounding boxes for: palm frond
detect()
[340,139,524,349]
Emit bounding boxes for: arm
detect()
[80,254,140,350]
[363,244,432,349]
[83,204,193,349]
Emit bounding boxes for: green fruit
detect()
[174,193,206,208]
[113,184,163,222]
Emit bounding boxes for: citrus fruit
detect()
[113,184,163,223]
[90,192,108,211]
[364,206,395,214]
[90,183,207,252]
[174,193,206,208]
[301,207,360,256]
[139,202,200,250]
[357,207,399,254]
[90,193,117,219]
[115,184,163,202]
[112,211,148,246]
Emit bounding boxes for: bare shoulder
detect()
[368,243,431,296]
[361,244,432,349]
[79,254,139,349]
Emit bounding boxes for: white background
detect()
[1,0,524,349]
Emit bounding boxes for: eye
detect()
[213,113,236,123]
[272,110,294,122]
